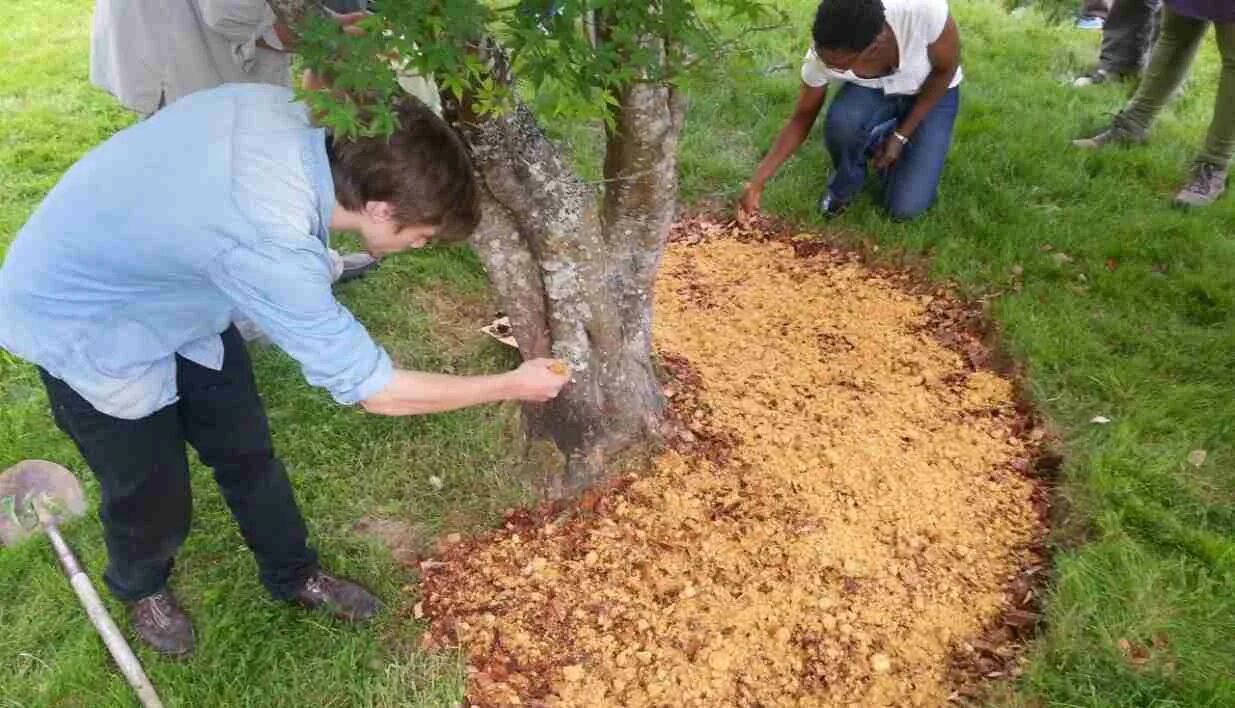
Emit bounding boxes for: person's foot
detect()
[1072,68,1118,87]
[1075,15,1105,30]
[1072,115,1148,150]
[818,192,849,220]
[129,590,195,658]
[291,570,383,623]
[1174,161,1228,207]
[335,252,381,285]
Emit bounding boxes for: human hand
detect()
[737,183,763,225]
[872,135,905,171]
[508,359,571,402]
[331,10,369,36]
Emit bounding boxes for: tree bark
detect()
[458,91,675,496]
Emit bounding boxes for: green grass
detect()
[3,0,1235,706]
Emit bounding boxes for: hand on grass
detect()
[509,359,571,403]
[872,137,904,171]
[737,183,763,225]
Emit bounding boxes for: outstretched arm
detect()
[738,82,828,221]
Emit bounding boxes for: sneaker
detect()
[291,570,383,623]
[1072,114,1148,150]
[1075,16,1105,30]
[129,590,195,658]
[1073,68,1114,87]
[1174,161,1228,208]
[335,252,381,285]
[818,192,850,220]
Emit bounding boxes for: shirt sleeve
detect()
[918,0,951,44]
[801,48,830,88]
[207,235,394,406]
[196,0,279,72]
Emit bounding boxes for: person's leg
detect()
[880,87,961,221]
[823,83,902,205]
[1097,0,1162,75]
[175,326,318,600]
[38,370,192,602]
[1198,22,1235,169]
[38,369,196,656]
[1174,21,1235,206]
[1121,7,1209,132]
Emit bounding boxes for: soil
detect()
[417,220,1050,707]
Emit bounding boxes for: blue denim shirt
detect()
[0,84,393,419]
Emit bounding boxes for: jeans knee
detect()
[886,194,935,221]
[825,104,870,150]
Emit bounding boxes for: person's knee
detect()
[885,193,935,221]
[825,102,869,148]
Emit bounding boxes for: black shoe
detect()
[818,191,849,219]
[291,571,383,623]
[129,590,195,658]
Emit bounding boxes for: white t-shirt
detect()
[801,0,963,96]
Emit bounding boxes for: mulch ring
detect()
[414,216,1054,707]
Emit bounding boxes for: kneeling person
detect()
[739,0,963,222]
[0,84,568,658]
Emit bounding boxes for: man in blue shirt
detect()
[0,84,568,658]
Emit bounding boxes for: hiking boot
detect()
[129,590,195,658]
[1072,114,1148,149]
[291,570,382,623]
[818,191,849,220]
[1174,161,1228,208]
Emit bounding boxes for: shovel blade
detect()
[0,460,86,546]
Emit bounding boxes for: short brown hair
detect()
[328,98,480,243]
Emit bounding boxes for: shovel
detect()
[0,460,163,708]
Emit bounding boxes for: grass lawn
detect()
[2,0,1234,706]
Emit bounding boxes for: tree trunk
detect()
[269,0,687,496]
[459,91,684,496]
[451,35,687,496]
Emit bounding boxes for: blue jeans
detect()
[824,83,961,220]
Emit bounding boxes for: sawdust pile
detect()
[419,231,1046,707]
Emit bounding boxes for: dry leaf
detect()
[1091,416,1112,425]
[1186,449,1207,467]
[428,475,444,490]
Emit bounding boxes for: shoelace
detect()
[303,574,326,596]
[1188,163,1218,193]
[145,593,174,630]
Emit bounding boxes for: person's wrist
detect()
[499,371,524,401]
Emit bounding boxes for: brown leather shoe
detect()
[129,590,195,658]
[291,571,382,623]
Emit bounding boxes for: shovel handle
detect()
[45,523,164,708]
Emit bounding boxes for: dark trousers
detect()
[39,326,318,602]
[1099,0,1163,74]
[824,83,961,221]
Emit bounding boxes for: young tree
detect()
[274,0,779,496]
